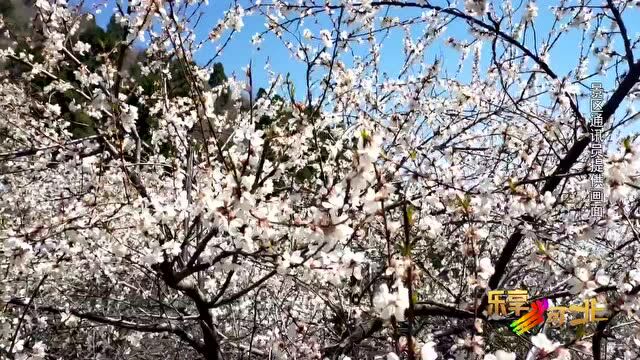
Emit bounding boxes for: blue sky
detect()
[90,0,492,88]
[86,0,640,126]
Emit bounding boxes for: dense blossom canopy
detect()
[2,0,640,359]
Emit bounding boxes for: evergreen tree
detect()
[208,62,227,87]
[208,62,230,111]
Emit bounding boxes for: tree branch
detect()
[7,298,205,356]
[606,0,634,67]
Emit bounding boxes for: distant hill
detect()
[0,0,34,32]
[1,1,255,146]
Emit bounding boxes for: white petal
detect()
[387,353,400,360]
[595,269,610,286]
[494,350,516,360]
[421,341,438,360]
[575,267,590,282]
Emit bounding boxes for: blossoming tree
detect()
[2,0,640,359]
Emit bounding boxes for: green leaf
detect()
[398,243,413,256]
[361,129,370,141]
[623,136,632,152]
[508,178,517,193]
[535,241,546,254]
[456,194,471,211]
[406,204,416,225]
[409,150,417,160]
[411,292,419,305]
